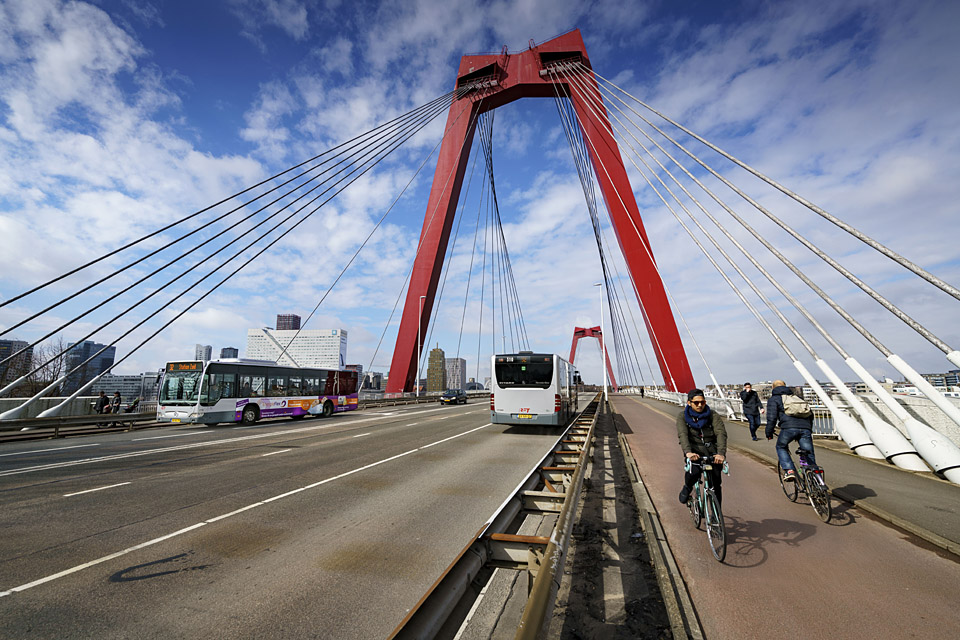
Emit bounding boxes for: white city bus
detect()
[157,359,359,425]
[490,352,577,426]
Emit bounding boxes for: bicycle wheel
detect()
[704,490,726,562]
[688,482,703,529]
[777,461,799,502]
[806,470,832,523]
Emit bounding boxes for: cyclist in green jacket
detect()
[677,388,728,506]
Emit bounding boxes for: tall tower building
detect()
[220,347,239,359]
[427,346,447,392]
[445,357,466,390]
[195,344,212,362]
[62,340,116,395]
[0,339,32,387]
[276,314,301,331]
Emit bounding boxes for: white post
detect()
[594,283,608,403]
[417,295,425,398]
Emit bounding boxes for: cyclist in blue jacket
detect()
[765,380,818,482]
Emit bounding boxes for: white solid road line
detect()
[132,430,211,441]
[0,422,494,598]
[261,449,292,457]
[352,433,371,438]
[63,482,131,498]
[0,444,100,458]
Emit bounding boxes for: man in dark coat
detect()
[740,382,762,440]
[677,388,727,506]
[765,380,818,482]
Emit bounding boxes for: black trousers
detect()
[684,462,723,506]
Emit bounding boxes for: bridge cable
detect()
[0,93,455,396]
[574,61,960,425]
[0,90,460,415]
[0,90,461,315]
[0,94,460,372]
[584,65,960,304]
[552,90,646,386]
[577,61,960,367]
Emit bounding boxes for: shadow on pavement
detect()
[722,516,818,568]
[834,483,878,500]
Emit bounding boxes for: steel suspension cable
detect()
[0,94,458,371]
[585,65,960,303]
[0,90,461,314]
[577,61,959,362]
[0,97,451,396]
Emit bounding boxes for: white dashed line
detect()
[63,482,131,497]
[261,449,292,457]
[352,433,371,438]
[0,444,100,458]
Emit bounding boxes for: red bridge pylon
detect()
[569,326,618,391]
[387,29,694,393]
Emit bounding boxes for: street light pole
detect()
[417,295,426,398]
[594,282,608,403]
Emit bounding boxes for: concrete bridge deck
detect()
[613,395,960,639]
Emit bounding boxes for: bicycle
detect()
[777,448,832,523]
[685,456,728,562]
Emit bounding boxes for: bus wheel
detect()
[241,406,258,425]
[322,401,334,418]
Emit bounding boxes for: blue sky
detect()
[1,0,958,391]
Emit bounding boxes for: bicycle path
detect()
[612,395,960,639]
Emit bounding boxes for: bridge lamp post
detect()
[593,282,608,403]
[417,295,426,398]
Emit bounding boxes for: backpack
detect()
[782,393,812,418]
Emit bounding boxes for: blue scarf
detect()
[684,404,712,430]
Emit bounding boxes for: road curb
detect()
[617,428,704,640]
[730,443,960,560]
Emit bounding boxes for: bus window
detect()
[341,372,358,395]
[240,375,265,398]
[303,376,319,395]
[268,375,286,397]
[287,376,302,397]
[201,372,238,405]
[495,359,553,389]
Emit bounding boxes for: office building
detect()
[90,371,163,403]
[345,364,363,376]
[62,340,116,395]
[0,339,32,386]
[220,347,239,359]
[276,314,301,331]
[445,357,466,390]
[363,372,384,390]
[195,344,212,362]
[921,370,960,388]
[246,328,347,369]
[427,346,446,392]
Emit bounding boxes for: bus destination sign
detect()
[167,362,201,372]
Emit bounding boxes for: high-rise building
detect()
[246,328,347,369]
[220,347,239,359]
[62,340,116,395]
[276,314,301,331]
[363,372,384,390]
[427,346,447,392]
[445,357,466,390]
[0,339,32,386]
[195,344,212,362]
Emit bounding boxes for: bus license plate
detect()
[518,414,533,419]
[171,418,181,423]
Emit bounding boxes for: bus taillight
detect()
[490,393,495,410]
[554,394,561,412]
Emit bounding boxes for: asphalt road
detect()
[615,396,960,639]
[0,403,566,638]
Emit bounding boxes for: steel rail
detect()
[388,394,602,639]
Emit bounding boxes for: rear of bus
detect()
[490,353,562,426]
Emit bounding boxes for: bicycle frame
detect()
[685,456,728,561]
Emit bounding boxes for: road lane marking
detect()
[63,482,131,497]
[261,449,292,457]
[0,444,100,458]
[352,433,371,438]
[0,422,494,598]
[133,430,212,441]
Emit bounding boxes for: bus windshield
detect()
[495,359,553,389]
[159,370,202,405]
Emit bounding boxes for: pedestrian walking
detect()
[740,382,762,440]
[94,391,108,426]
[110,391,122,415]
